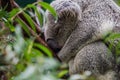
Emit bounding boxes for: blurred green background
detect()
[15,0,53,7]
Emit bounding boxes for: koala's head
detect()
[44,0,81,53]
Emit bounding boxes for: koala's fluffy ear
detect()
[50,0,81,22]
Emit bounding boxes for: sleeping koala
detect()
[44,0,120,79]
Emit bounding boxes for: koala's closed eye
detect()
[53,23,62,35]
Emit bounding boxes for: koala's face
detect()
[44,12,77,53]
[44,0,81,53]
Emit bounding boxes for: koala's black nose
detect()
[47,39,61,53]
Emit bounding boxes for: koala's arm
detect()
[58,22,94,62]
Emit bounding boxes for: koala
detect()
[44,0,120,79]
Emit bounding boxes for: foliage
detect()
[0,7,9,20]
[0,1,120,80]
[0,1,70,80]
[104,33,120,63]
[115,0,120,5]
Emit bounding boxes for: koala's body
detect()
[44,0,120,79]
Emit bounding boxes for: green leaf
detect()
[27,40,34,55]
[26,4,35,9]
[3,18,15,31]
[115,41,120,56]
[38,2,58,19]
[31,48,43,57]
[58,70,68,78]
[116,0,120,6]
[9,8,20,19]
[33,6,44,27]
[23,39,34,61]
[0,8,9,19]
[104,33,120,43]
[104,33,120,57]
[26,4,44,27]
[34,43,53,57]
[15,18,30,36]
[22,12,36,32]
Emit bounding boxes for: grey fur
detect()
[44,0,120,79]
